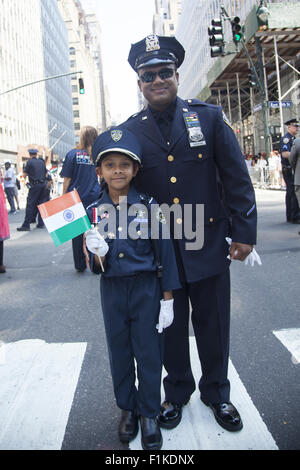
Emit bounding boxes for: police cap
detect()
[284,119,299,126]
[128,34,185,71]
[92,128,142,166]
[28,148,38,155]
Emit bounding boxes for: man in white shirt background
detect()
[3,161,17,214]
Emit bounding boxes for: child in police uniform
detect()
[85,128,180,450]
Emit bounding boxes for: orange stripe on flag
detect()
[38,190,81,219]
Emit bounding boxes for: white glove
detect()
[244,248,262,266]
[225,237,262,266]
[85,227,109,256]
[156,299,174,334]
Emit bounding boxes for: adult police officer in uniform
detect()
[17,149,48,231]
[121,35,257,433]
[280,119,300,224]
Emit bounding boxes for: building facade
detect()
[57,0,110,146]
[153,0,182,36]
[0,0,74,166]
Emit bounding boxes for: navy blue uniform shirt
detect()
[60,148,100,206]
[24,157,47,183]
[280,132,294,168]
[87,185,181,293]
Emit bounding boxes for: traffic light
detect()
[248,68,258,88]
[208,19,224,58]
[231,17,243,45]
[79,78,85,94]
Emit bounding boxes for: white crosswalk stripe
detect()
[130,337,278,451]
[0,339,87,450]
[273,328,300,364]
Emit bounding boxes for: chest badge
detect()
[183,111,206,147]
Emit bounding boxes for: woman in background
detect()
[0,178,10,273]
[60,126,100,272]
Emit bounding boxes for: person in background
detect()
[0,180,10,273]
[17,149,48,231]
[3,161,17,214]
[280,119,300,224]
[60,126,100,272]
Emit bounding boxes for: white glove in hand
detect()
[85,228,109,257]
[156,299,174,334]
[225,237,262,266]
[244,248,262,266]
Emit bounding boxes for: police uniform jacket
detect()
[280,132,294,168]
[122,97,257,283]
[24,157,47,184]
[87,185,181,293]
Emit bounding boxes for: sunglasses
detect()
[139,68,175,83]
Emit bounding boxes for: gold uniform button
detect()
[118,227,123,232]
[116,205,120,211]
[176,218,182,224]
[209,217,214,223]
[170,176,177,183]
[173,197,180,204]
[168,155,174,162]
[137,230,141,236]
[118,253,124,258]
[198,153,203,159]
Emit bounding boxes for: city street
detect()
[0,188,299,451]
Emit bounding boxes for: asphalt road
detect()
[0,188,299,450]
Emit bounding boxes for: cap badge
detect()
[145,34,160,52]
[111,130,123,142]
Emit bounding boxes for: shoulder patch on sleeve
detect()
[222,111,234,130]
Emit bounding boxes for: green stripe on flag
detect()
[50,215,91,247]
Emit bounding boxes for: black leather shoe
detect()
[118,410,138,443]
[17,226,30,231]
[201,398,243,432]
[287,218,300,224]
[140,416,162,450]
[158,400,187,429]
[36,225,44,228]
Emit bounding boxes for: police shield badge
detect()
[111,130,123,142]
[146,34,160,52]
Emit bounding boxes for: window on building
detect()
[69,47,76,55]
[72,97,79,105]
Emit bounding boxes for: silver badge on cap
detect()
[111,130,123,142]
[145,34,160,52]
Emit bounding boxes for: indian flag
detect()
[38,190,91,247]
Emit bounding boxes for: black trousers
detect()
[163,269,231,405]
[282,168,300,220]
[72,233,86,271]
[22,183,48,228]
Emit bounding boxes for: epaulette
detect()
[125,109,144,121]
[185,98,206,106]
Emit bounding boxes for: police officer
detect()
[121,35,257,432]
[280,119,300,224]
[17,149,48,231]
[86,129,181,450]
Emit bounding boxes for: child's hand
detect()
[156,299,174,333]
[85,227,109,256]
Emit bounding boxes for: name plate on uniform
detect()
[183,111,206,147]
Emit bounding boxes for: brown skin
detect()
[93,152,173,300]
[137,63,253,261]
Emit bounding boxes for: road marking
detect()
[130,337,278,450]
[273,328,300,364]
[0,339,87,450]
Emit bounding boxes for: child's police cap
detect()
[128,34,185,71]
[284,118,299,126]
[28,148,38,155]
[92,128,142,166]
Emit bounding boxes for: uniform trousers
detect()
[100,272,163,418]
[23,183,47,228]
[282,168,300,220]
[72,233,86,271]
[163,269,231,405]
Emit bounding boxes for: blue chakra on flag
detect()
[63,209,74,222]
